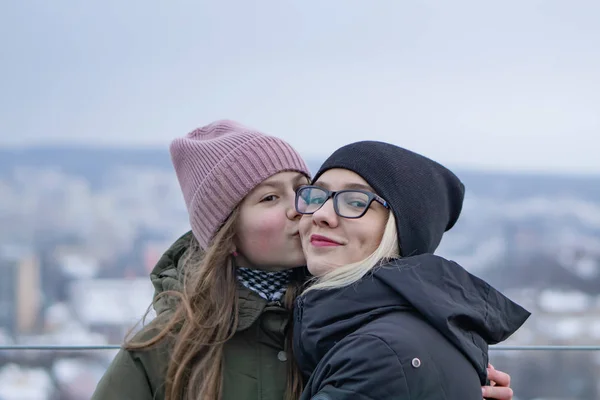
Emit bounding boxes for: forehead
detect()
[314,168,373,191]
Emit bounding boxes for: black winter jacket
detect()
[293,254,530,400]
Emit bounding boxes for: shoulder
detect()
[357,314,483,397]
[92,342,167,399]
[118,318,174,385]
[305,332,411,399]
[345,330,451,399]
[336,332,403,365]
[349,325,431,374]
[360,311,461,369]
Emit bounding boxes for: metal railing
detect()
[0,345,599,351]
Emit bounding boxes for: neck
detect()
[233,254,294,272]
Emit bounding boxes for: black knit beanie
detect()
[312,141,465,257]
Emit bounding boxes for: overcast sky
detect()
[1,1,599,174]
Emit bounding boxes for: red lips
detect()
[310,234,342,247]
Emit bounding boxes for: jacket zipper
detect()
[296,296,304,321]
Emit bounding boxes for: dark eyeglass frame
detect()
[295,185,390,219]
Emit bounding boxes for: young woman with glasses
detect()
[292,140,530,399]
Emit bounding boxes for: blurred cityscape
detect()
[1,147,599,399]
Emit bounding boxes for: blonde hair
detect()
[304,213,400,293]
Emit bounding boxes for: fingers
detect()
[482,385,513,400]
[483,364,513,399]
[487,364,511,388]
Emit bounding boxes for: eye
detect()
[340,192,369,208]
[346,199,367,208]
[310,196,326,205]
[261,194,278,202]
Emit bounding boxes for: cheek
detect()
[299,216,311,238]
[353,218,387,257]
[362,229,382,249]
[361,236,381,255]
[239,210,289,253]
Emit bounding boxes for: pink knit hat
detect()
[170,120,311,249]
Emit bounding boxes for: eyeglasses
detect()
[295,185,389,219]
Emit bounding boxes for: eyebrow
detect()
[258,180,285,191]
[259,173,308,191]
[316,181,375,192]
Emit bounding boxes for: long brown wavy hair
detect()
[126,207,304,400]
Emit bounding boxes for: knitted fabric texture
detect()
[170,120,310,249]
[313,140,465,257]
[237,267,291,303]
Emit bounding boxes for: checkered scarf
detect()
[236,267,292,303]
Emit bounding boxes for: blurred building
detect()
[0,246,41,337]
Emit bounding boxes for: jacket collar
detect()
[150,231,295,332]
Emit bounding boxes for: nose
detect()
[311,198,339,228]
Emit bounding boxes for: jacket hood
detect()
[294,254,531,384]
[149,231,193,316]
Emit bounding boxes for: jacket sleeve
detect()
[91,349,154,400]
[303,333,411,400]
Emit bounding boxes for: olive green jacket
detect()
[91,232,291,400]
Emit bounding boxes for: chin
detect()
[306,262,326,277]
